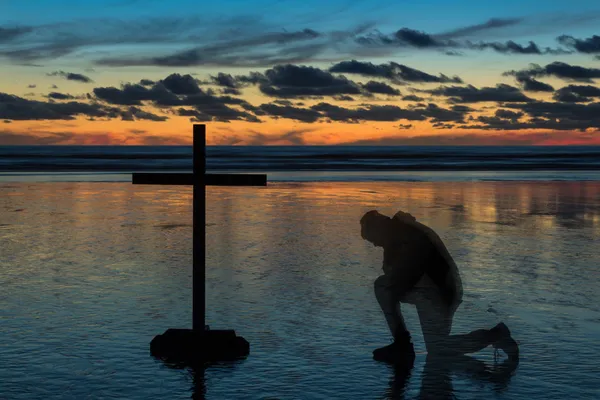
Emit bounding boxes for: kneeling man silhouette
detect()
[361,210,519,366]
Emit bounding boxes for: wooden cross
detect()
[132,124,266,363]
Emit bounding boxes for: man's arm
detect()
[382,244,426,297]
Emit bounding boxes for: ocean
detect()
[1,145,600,181]
[1,146,599,399]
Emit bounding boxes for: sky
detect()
[2,0,600,145]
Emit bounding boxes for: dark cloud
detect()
[501,100,600,130]
[469,40,567,55]
[420,103,469,123]
[505,62,600,83]
[552,85,600,103]
[516,76,554,92]
[210,73,241,88]
[258,103,321,123]
[139,79,155,86]
[427,84,532,103]
[495,109,523,120]
[332,95,355,101]
[437,18,523,39]
[361,81,401,95]
[221,87,242,95]
[329,60,462,83]
[120,106,168,121]
[402,95,425,102]
[27,84,36,88]
[311,102,427,123]
[160,73,202,95]
[47,71,93,83]
[93,83,178,105]
[256,64,362,98]
[1,92,111,120]
[394,28,441,48]
[47,92,75,100]
[558,35,600,53]
[353,20,566,56]
[176,108,212,122]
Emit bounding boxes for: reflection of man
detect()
[360,210,519,365]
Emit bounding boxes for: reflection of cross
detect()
[132,124,267,364]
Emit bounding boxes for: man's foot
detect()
[490,322,519,362]
[373,331,416,366]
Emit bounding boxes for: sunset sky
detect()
[2,0,600,145]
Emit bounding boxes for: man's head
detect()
[360,210,390,247]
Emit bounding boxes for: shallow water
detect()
[1,181,599,399]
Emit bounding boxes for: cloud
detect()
[394,28,442,48]
[94,26,334,67]
[437,18,523,39]
[0,15,589,67]
[94,73,262,122]
[558,35,600,53]
[210,73,242,88]
[0,90,171,122]
[505,62,600,82]
[552,85,600,103]
[516,76,554,92]
[500,100,600,130]
[353,20,565,56]
[468,40,568,55]
[311,102,427,123]
[254,64,363,98]
[402,94,425,102]
[495,109,524,120]
[0,26,32,43]
[47,71,93,83]
[161,73,203,95]
[427,84,532,103]
[361,81,401,95]
[258,103,321,123]
[0,91,112,120]
[120,106,168,121]
[47,92,76,100]
[93,83,178,105]
[329,60,463,83]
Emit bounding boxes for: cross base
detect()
[150,328,249,366]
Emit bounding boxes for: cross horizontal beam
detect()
[132,173,267,186]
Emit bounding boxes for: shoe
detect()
[490,322,519,362]
[373,331,416,366]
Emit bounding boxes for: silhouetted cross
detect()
[132,124,267,331]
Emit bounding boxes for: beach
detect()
[1,179,599,399]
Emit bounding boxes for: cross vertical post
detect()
[193,123,206,331]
